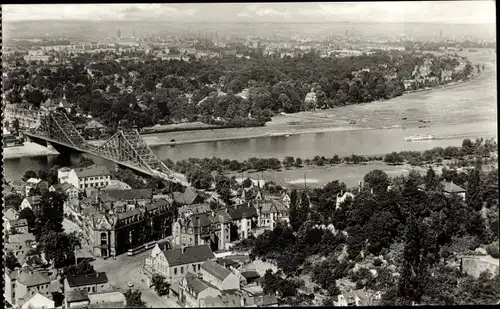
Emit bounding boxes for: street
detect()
[91,250,179,307]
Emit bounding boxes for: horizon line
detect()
[4,19,496,26]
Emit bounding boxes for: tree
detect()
[38,231,81,268]
[152,274,170,296]
[424,168,441,191]
[187,168,213,190]
[63,260,95,277]
[294,158,303,168]
[283,156,295,169]
[364,170,390,195]
[467,165,483,211]
[79,157,95,168]
[18,207,36,230]
[34,191,66,239]
[215,175,233,205]
[6,250,21,270]
[4,193,24,211]
[242,177,253,188]
[124,289,147,308]
[289,189,300,232]
[22,170,38,181]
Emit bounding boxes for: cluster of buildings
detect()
[16,162,294,260]
[143,243,279,307]
[403,54,470,90]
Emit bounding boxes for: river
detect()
[4,49,497,184]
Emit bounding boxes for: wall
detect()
[4,274,15,305]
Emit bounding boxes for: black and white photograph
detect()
[2,1,498,307]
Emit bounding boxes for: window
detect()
[193,264,196,271]
[181,267,184,274]
[174,268,177,275]
[198,264,201,271]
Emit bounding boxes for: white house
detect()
[20,196,42,212]
[21,292,55,309]
[199,260,241,291]
[146,245,215,283]
[58,166,110,190]
[179,272,222,307]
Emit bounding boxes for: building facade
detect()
[58,166,111,190]
[81,198,175,257]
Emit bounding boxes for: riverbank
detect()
[3,142,59,159]
[138,51,496,147]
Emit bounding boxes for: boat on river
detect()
[404,134,434,142]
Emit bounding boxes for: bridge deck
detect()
[23,131,188,186]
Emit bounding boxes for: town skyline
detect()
[3,2,496,24]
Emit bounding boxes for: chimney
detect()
[96,272,100,278]
[370,188,374,195]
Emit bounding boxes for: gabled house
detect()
[20,195,42,213]
[336,289,381,306]
[199,260,241,291]
[256,199,289,230]
[147,245,215,283]
[179,272,222,307]
[14,268,52,308]
[172,187,204,205]
[24,178,48,196]
[21,292,55,309]
[417,180,467,201]
[64,272,110,294]
[227,204,258,240]
[280,191,291,208]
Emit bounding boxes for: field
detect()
[227,162,431,189]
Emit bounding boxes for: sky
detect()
[3,2,496,24]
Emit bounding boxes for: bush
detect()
[486,242,499,258]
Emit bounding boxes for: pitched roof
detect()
[189,213,214,228]
[66,272,109,287]
[241,271,260,280]
[441,181,467,193]
[73,165,110,178]
[210,210,232,224]
[184,272,210,297]
[418,181,467,193]
[66,289,90,302]
[103,188,153,201]
[164,245,215,267]
[216,258,240,269]
[227,205,258,220]
[23,292,55,307]
[16,269,51,287]
[173,187,202,205]
[201,260,233,281]
[50,183,75,192]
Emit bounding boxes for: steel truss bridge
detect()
[23,112,188,186]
